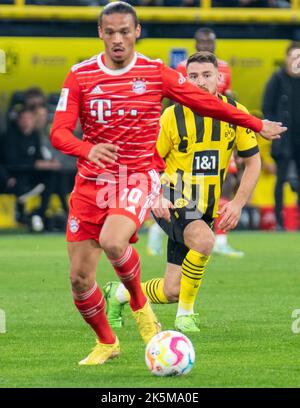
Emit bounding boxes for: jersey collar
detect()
[97,52,137,76]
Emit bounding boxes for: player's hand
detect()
[152,194,175,222]
[259,120,287,141]
[88,143,119,168]
[217,199,242,232]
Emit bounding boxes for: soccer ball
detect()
[145,330,195,376]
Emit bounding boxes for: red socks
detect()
[73,283,115,344]
[109,246,147,311]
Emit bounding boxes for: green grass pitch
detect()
[0,231,299,388]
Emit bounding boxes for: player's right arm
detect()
[50,71,118,168]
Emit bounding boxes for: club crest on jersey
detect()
[224,123,236,141]
[132,79,147,95]
[174,198,189,209]
[69,216,80,233]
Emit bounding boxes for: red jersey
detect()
[176,57,231,95]
[51,52,261,180]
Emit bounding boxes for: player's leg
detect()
[103,263,181,310]
[103,205,182,327]
[68,239,120,365]
[100,214,161,344]
[100,214,148,309]
[175,219,214,333]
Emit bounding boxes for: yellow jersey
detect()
[157,95,259,219]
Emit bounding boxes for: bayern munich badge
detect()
[69,216,80,233]
[132,79,147,94]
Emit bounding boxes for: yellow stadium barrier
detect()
[0,2,299,23]
[0,195,17,228]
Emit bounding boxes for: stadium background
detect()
[0,0,299,229]
[0,0,300,390]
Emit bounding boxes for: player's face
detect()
[99,13,141,69]
[187,61,218,95]
[195,34,216,53]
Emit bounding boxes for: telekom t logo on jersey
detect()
[90,99,138,124]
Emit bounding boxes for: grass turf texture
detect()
[0,232,299,388]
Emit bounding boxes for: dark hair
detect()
[194,27,216,40]
[98,1,139,28]
[24,87,45,101]
[186,51,218,69]
[286,41,300,55]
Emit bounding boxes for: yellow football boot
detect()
[79,337,120,365]
[132,300,161,344]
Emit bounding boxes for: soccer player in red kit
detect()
[51,1,286,365]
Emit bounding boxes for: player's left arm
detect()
[218,106,261,231]
[218,152,261,232]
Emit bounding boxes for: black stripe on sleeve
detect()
[227,138,236,150]
[174,104,188,153]
[238,145,259,158]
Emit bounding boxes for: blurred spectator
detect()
[4,107,60,231]
[176,27,232,97]
[24,87,47,110]
[35,104,77,216]
[262,41,300,230]
[7,87,46,130]
[0,163,16,195]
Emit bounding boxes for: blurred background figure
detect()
[4,106,60,231]
[35,104,77,220]
[176,27,232,97]
[262,41,300,230]
[24,87,47,110]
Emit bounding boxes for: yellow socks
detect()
[177,249,210,316]
[142,278,169,304]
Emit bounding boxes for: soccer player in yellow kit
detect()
[104,51,261,332]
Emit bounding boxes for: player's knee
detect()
[100,237,126,259]
[184,227,215,256]
[70,269,91,293]
[163,282,180,302]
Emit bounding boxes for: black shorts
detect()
[152,186,213,266]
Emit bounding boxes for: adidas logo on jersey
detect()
[91,85,104,94]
